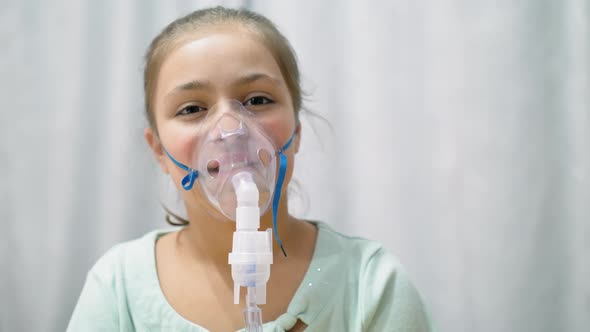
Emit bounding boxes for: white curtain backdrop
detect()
[1,0,588,331]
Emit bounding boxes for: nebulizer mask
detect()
[162,99,295,331]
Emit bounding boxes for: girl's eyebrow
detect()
[234,73,281,86]
[165,80,211,102]
[171,73,281,93]
[174,79,211,92]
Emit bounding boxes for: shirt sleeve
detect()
[361,247,434,332]
[66,269,120,331]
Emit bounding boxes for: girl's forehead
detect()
[156,30,284,96]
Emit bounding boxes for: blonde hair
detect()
[143,6,303,135]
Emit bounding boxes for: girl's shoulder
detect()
[68,229,179,332]
[310,220,403,270]
[88,229,173,279]
[289,221,434,331]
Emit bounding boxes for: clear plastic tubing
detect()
[244,287,263,332]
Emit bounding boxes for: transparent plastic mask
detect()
[183,99,278,221]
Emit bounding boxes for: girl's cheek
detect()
[260,123,287,148]
[260,113,296,146]
[180,133,205,164]
[161,124,200,163]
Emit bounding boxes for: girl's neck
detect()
[176,197,299,266]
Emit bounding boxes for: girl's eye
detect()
[243,96,274,106]
[176,105,207,116]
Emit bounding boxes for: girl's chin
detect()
[198,201,236,224]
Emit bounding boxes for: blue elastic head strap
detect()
[272,131,296,257]
[163,148,199,191]
[162,130,296,257]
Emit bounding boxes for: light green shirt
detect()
[67,222,433,331]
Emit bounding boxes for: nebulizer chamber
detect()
[229,172,273,331]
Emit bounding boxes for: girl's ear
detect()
[293,122,302,154]
[144,127,169,173]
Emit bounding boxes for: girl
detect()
[68,6,433,332]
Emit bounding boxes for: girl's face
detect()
[145,26,300,216]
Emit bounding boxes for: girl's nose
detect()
[219,113,241,132]
[215,113,246,140]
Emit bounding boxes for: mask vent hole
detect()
[258,149,272,167]
[207,159,220,177]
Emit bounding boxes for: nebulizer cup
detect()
[229,171,272,332]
